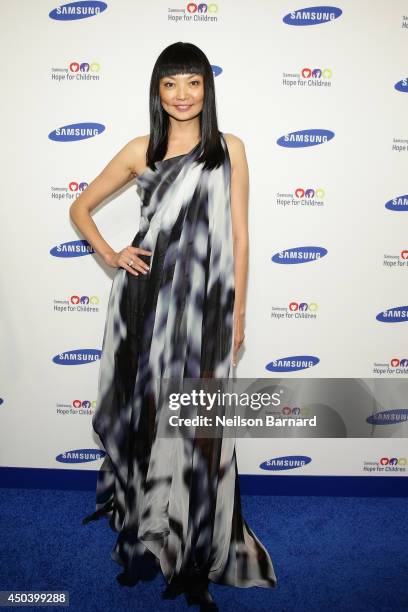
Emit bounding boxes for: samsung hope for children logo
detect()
[168,3,219,23]
[49,1,107,20]
[363,457,407,473]
[271,301,319,322]
[372,357,408,376]
[282,6,342,25]
[276,187,325,208]
[53,294,101,315]
[382,249,408,269]
[392,138,408,153]
[56,399,96,417]
[277,129,335,147]
[51,61,101,83]
[51,181,89,203]
[282,67,333,89]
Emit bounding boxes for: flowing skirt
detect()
[82,206,277,591]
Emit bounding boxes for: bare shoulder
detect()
[222,132,248,171]
[128,133,150,151]
[124,134,150,176]
[223,132,245,147]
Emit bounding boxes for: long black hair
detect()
[146,41,225,171]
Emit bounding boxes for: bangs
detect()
[158,62,205,79]
[156,43,206,79]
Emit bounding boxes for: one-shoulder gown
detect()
[82,132,278,591]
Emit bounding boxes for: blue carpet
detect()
[0,489,407,611]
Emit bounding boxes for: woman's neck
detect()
[167,117,201,145]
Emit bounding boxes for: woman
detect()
[71,42,277,610]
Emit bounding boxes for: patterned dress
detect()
[82,132,278,590]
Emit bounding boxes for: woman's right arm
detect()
[69,136,151,277]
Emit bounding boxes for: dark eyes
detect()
[163,80,201,87]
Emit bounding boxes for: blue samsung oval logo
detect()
[266,355,320,372]
[211,65,222,76]
[385,195,408,211]
[53,349,102,365]
[49,1,107,21]
[394,78,408,93]
[260,455,312,471]
[283,6,342,25]
[48,122,105,142]
[50,240,94,257]
[367,409,408,425]
[272,246,327,264]
[376,306,408,323]
[277,129,334,147]
[56,448,106,463]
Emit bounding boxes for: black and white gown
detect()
[82,132,278,591]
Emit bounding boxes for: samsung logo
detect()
[376,306,408,323]
[367,409,408,425]
[56,448,105,463]
[260,455,312,471]
[385,195,408,211]
[395,78,408,93]
[277,129,334,147]
[272,246,327,264]
[211,65,222,76]
[266,356,320,372]
[50,240,94,257]
[52,349,102,365]
[49,1,107,21]
[48,122,105,142]
[283,6,342,25]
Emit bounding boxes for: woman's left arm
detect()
[225,133,249,367]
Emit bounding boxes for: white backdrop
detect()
[1,0,407,482]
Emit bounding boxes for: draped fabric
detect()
[82,132,278,590]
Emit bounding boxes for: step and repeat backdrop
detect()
[1,0,407,483]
